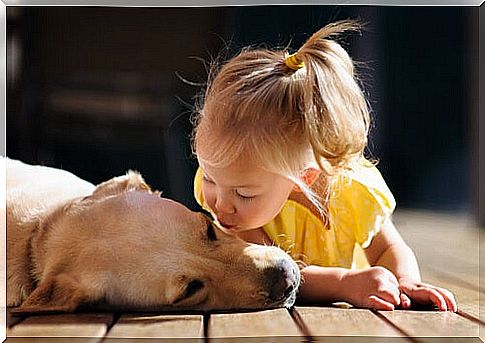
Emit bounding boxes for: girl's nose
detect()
[215,196,236,215]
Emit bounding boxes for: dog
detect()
[6,158,300,313]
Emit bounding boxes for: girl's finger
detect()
[399,293,412,309]
[420,288,447,311]
[368,295,395,311]
[377,282,401,305]
[433,287,457,312]
[418,283,457,311]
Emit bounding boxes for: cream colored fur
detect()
[6,158,299,313]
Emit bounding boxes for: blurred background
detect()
[6,6,482,225]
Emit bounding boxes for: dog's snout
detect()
[264,257,300,302]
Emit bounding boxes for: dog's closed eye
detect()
[173,279,205,304]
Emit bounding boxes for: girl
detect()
[191,20,457,311]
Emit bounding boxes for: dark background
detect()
[6,6,480,222]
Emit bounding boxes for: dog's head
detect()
[13,172,300,313]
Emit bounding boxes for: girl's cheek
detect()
[240,202,260,222]
[251,202,277,224]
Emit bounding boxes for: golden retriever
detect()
[6,158,300,313]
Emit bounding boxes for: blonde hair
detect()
[192,20,371,219]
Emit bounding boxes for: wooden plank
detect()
[378,310,479,337]
[394,210,480,291]
[7,313,113,339]
[395,210,482,319]
[5,337,103,343]
[394,211,479,269]
[386,212,482,337]
[208,308,300,339]
[294,306,406,338]
[421,267,480,294]
[106,313,204,340]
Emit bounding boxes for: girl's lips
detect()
[214,219,238,230]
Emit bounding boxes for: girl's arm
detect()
[298,218,456,311]
[364,217,421,282]
[297,266,348,303]
[364,217,457,311]
[298,264,402,310]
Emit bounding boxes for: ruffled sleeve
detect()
[331,160,396,249]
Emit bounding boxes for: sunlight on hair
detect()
[192,20,370,226]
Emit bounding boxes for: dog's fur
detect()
[7,158,300,313]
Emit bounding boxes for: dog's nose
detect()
[264,257,300,302]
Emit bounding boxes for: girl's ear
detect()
[293,168,321,192]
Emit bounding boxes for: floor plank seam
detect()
[288,307,314,342]
[203,312,210,343]
[371,310,420,343]
[101,312,121,340]
[457,309,485,326]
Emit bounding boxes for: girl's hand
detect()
[341,266,401,310]
[398,278,457,312]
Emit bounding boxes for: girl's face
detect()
[198,157,294,231]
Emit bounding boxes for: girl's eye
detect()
[236,190,256,200]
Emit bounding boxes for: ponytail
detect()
[284,20,370,175]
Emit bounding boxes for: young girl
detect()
[191,20,457,311]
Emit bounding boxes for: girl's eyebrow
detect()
[234,184,261,189]
[201,172,212,180]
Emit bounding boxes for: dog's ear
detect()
[91,170,153,199]
[9,274,92,314]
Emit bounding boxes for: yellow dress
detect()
[193,160,396,269]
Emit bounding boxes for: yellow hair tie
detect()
[285,52,304,71]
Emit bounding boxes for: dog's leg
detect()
[9,273,94,314]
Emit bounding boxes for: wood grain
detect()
[395,210,479,284]
[378,310,478,337]
[7,313,113,339]
[106,313,204,339]
[294,306,405,337]
[208,308,300,338]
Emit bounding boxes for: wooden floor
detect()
[5,210,484,342]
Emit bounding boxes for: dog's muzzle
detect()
[263,257,301,307]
